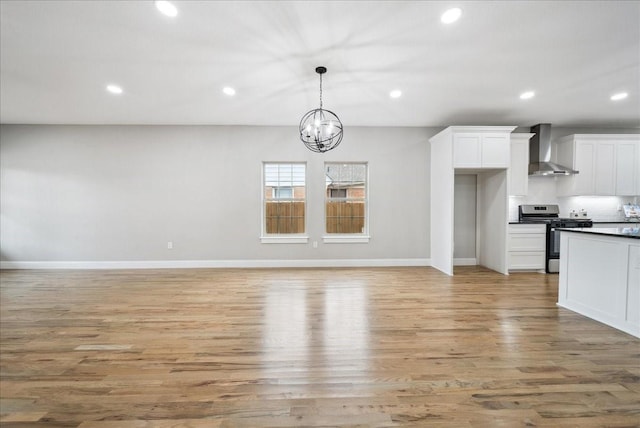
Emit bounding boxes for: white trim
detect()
[565,134,640,141]
[453,258,477,266]
[0,258,430,270]
[260,236,309,244]
[323,235,370,244]
[445,126,517,134]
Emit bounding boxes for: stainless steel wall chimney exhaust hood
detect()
[528,123,578,176]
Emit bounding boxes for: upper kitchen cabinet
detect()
[557,134,640,197]
[445,127,516,169]
[617,141,639,196]
[508,133,534,196]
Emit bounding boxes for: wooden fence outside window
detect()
[265,201,365,234]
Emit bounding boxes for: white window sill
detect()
[323,235,370,244]
[261,236,309,244]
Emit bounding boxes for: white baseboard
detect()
[0,258,431,270]
[453,258,477,266]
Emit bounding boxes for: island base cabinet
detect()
[627,245,640,327]
[558,232,640,338]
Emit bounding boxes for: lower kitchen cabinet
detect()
[508,224,546,270]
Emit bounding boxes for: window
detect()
[329,188,347,198]
[273,187,293,199]
[325,162,368,242]
[263,163,306,242]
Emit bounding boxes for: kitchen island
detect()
[558,227,640,338]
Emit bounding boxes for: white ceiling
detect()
[1,0,638,128]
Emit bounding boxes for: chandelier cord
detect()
[319,72,323,109]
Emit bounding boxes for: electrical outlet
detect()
[167,241,173,250]
[313,241,318,248]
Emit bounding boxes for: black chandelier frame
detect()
[299,66,344,153]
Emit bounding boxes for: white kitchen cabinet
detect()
[637,141,640,194]
[557,135,640,196]
[430,126,516,276]
[508,224,546,271]
[616,142,638,196]
[557,139,595,195]
[594,142,615,195]
[558,230,640,338]
[508,133,534,196]
[453,131,512,168]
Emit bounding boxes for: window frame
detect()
[323,162,370,244]
[261,162,308,244]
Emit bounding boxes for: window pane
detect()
[273,187,293,199]
[325,163,367,234]
[330,188,347,198]
[264,163,305,234]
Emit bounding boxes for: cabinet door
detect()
[637,141,640,195]
[616,142,637,196]
[594,142,616,195]
[453,134,481,168]
[627,245,640,328]
[573,141,596,195]
[482,135,510,167]
[508,138,529,196]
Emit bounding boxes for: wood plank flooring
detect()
[1,266,639,427]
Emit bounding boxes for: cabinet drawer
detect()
[508,234,546,252]
[508,224,546,234]
[508,252,545,270]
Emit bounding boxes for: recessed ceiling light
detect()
[155,1,178,18]
[441,8,462,24]
[222,87,236,96]
[610,92,628,101]
[106,84,123,95]
[519,91,535,100]
[390,89,402,99]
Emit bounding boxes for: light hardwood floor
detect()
[1,266,639,427]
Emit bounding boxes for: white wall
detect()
[0,125,433,266]
[2,124,637,268]
[453,174,476,260]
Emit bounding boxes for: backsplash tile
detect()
[509,177,639,222]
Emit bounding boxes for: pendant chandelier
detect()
[299,66,343,153]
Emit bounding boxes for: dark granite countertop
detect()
[509,220,640,225]
[509,221,547,225]
[557,227,640,239]
[592,220,640,224]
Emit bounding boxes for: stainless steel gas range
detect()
[518,204,593,273]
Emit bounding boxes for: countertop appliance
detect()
[623,204,640,219]
[518,204,593,273]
